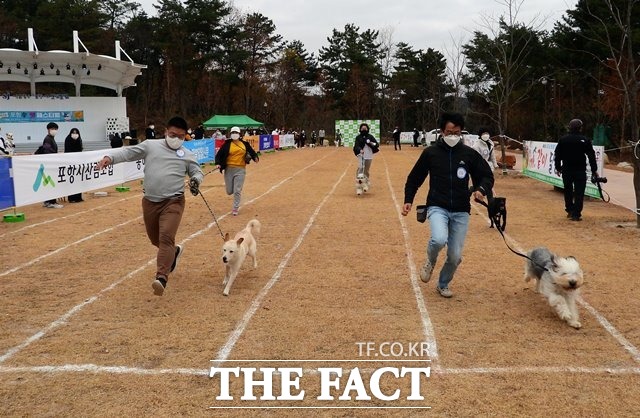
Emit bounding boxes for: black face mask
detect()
[361,130,368,134]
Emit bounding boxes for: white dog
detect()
[221,219,261,296]
[524,247,584,329]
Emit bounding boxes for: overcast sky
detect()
[138,0,577,55]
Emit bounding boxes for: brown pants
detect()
[142,195,185,280]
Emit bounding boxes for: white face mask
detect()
[49,129,58,137]
[149,125,155,130]
[481,134,490,141]
[165,136,184,150]
[230,133,240,140]
[71,133,79,139]
[443,135,461,148]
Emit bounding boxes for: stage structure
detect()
[0,28,146,152]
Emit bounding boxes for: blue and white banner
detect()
[259,135,274,151]
[183,139,215,164]
[0,110,84,123]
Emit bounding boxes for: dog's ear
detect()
[224,232,229,241]
[236,237,244,245]
[549,255,559,272]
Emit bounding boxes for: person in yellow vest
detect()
[214,126,259,215]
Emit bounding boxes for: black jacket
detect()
[554,132,597,175]
[404,138,494,213]
[64,134,83,153]
[214,139,259,171]
[41,134,58,154]
[352,133,379,156]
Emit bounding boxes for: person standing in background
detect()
[41,122,63,208]
[473,128,497,169]
[554,118,599,221]
[64,127,84,203]
[145,122,156,140]
[392,126,401,151]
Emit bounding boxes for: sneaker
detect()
[43,202,53,208]
[571,216,582,221]
[170,245,182,273]
[419,261,434,283]
[232,209,239,216]
[436,286,453,298]
[152,277,166,296]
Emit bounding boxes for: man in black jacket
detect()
[402,112,494,298]
[554,118,598,221]
[392,126,401,150]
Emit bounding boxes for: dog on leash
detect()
[221,219,261,296]
[523,247,584,329]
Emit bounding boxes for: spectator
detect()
[413,128,420,147]
[319,129,325,146]
[145,122,156,139]
[194,124,205,139]
[95,116,204,296]
[41,122,63,209]
[335,129,342,147]
[110,133,123,148]
[473,128,497,169]
[64,128,84,203]
[554,118,599,221]
[392,126,401,151]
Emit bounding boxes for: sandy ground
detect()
[1,146,639,417]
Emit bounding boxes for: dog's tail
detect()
[246,219,261,236]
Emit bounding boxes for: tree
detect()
[319,24,383,119]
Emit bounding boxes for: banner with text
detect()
[11,150,144,207]
[523,140,605,199]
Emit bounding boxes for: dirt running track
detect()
[1,146,639,417]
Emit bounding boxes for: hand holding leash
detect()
[189,177,200,196]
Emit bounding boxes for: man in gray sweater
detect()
[96,116,204,296]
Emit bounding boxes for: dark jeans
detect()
[562,171,587,217]
[394,138,401,150]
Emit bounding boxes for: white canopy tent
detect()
[0,28,146,96]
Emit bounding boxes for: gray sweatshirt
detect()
[108,139,204,202]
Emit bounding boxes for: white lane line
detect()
[383,157,439,363]
[1,363,638,376]
[0,152,336,365]
[0,192,143,239]
[0,261,154,364]
[0,216,142,277]
[212,165,349,367]
[471,202,640,365]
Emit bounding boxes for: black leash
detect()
[474,197,547,271]
[594,180,610,203]
[198,190,226,241]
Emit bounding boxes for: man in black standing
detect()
[554,118,599,221]
[392,126,401,150]
[413,127,420,147]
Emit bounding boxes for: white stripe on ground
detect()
[383,157,439,363]
[0,216,143,278]
[471,202,640,365]
[0,151,336,365]
[0,192,143,239]
[1,363,639,376]
[212,164,349,367]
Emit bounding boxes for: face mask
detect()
[49,129,58,136]
[481,134,490,141]
[165,136,184,150]
[443,135,460,148]
[149,125,155,130]
[187,129,192,134]
[230,133,240,140]
[71,133,79,139]
[361,130,368,134]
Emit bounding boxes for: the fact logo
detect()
[209,366,431,403]
[210,343,432,407]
